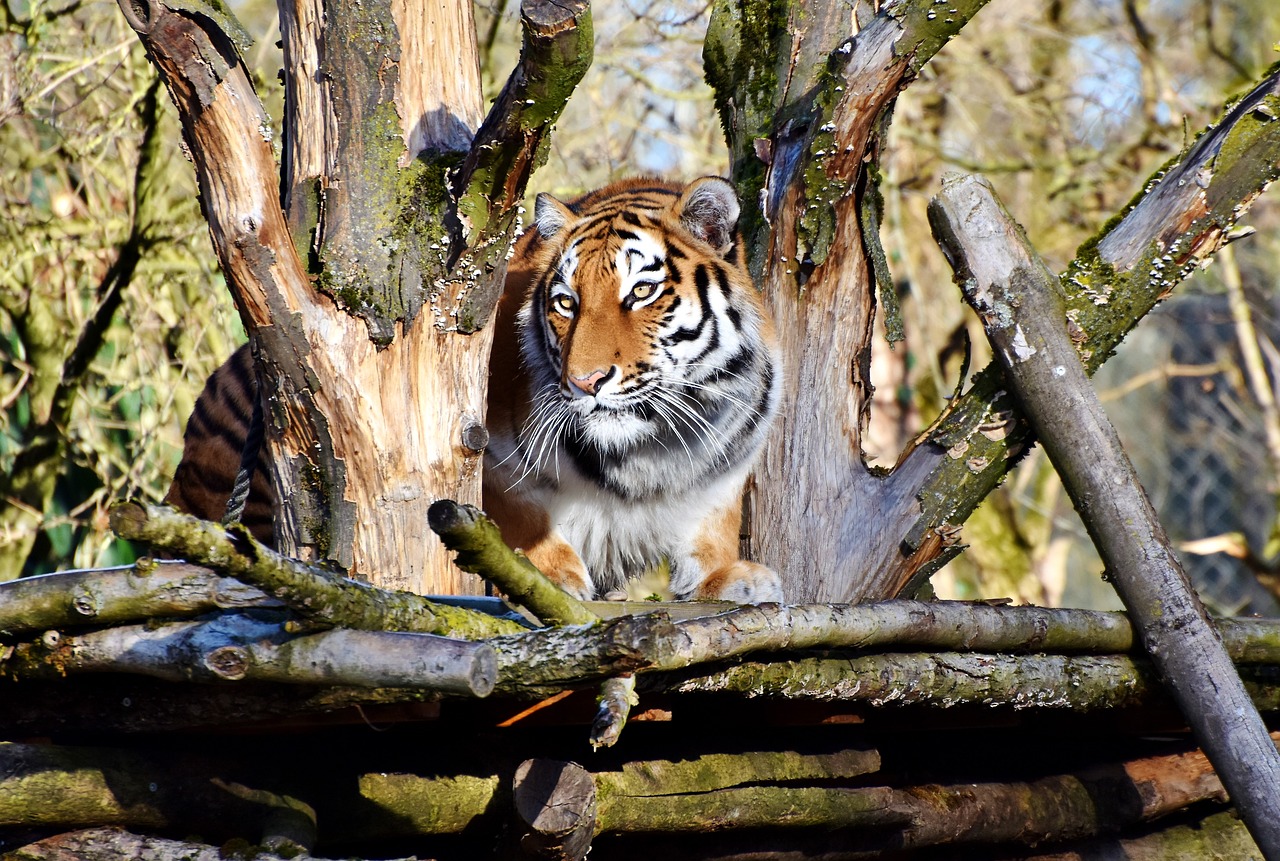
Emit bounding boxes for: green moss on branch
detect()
[109,502,525,639]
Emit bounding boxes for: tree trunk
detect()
[117,0,590,595]
[705,0,997,601]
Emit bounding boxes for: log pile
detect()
[1,501,1277,859]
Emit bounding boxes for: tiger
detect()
[484,176,783,603]
[165,176,783,603]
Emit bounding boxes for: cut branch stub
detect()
[449,0,593,333]
[929,172,1280,859]
[428,500,597,627]
[513,759,598,861]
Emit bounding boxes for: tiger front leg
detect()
[482,485,596,600]
[673,499,784,604]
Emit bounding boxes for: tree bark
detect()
[929,171,1280,859]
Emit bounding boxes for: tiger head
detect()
[518,176,779,470]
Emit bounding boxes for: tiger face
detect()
[517,177,779,489]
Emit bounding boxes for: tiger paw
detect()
[693,561,783,604]
[551,570,595,602]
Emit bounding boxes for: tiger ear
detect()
[677,176,741,254]
[534,193,575,239]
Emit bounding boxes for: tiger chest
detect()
[541,467,747,591]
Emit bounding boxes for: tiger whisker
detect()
[644,394,697,468]
[652,386,733,468]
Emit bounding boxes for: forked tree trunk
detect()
[262,0,488,593]
[706,0,1280,602]
[118,0,590,593]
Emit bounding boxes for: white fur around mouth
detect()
[577,407,655,450]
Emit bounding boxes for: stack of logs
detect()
[1,500,1277,859]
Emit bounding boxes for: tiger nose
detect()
[568,368,612,395]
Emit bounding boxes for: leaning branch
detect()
[899,67,1280,594]
[929,172,1280,857]
[109,502,525,638]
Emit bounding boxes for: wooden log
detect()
[4,613,496,695]
[596,749,881,796]
[109,502,525,638]
[490,612,680,695]
[513,760,598,860]
[1024,808,1260,860]
[350,748,890,841]
[657,652,1280,713]
[6,829,227,861]
[929,172,1280,858]
[0,743,315,843]
[596,785,905,834]
[0,560,273,637]
[4,826,411,861]
[590,676,638,750]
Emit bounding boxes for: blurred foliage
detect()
[4,0,1280,615]
[0,0,242,577]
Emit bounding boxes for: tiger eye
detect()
[552,295,576,316]
[631,282,658,301]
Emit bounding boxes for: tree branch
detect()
[657,651,1280,713]
[109,503,526,638]
[446,0,592,332]
[114,0,312,334]
[0,561,272,637]
[928,172,1280,857]
[428,499,640,747]
[4,612,496,696]
[428,500,596,627]
[897,68,1280,596]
